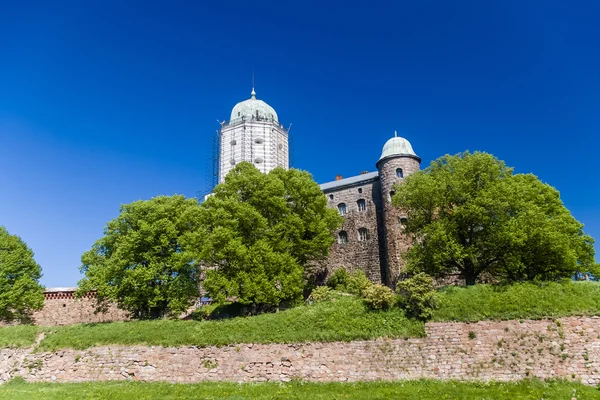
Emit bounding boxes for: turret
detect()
[376,132,421,286]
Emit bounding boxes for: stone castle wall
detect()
[377,156,421,285]
[25,290,130,327]
[322,154,421,287]
[323,178,385,282]
[2,316,600,385]
[32,298,130,327]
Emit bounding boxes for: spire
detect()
[394,130,398,137]
[250,71,256,99]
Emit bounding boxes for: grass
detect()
[2,281,600,351]
[433,281,600,322]
[0,325,39,348]
[36,295,424,351]
[0,378,597,400]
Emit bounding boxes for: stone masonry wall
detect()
[0,291,131,328]
[3,316,600,385]
[377,155,421,285]
[323,178,385,282]
[32,298,130,327]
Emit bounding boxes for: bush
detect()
[396,273,439,320]
[363,284,396,310]
[347,270,372,296]
[327,268,349,291]
[309,286,334,303]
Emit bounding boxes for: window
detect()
[358,228,368,241]
[358,188,363,194]
[337,203,347,216]
[396,168,404,178]
[338,231,348,244]
[329,194,334,200]
[254,158,263,164]
[254,138,264,144]
[357,199,366,211]
[389,190,396,202]
[398,217,408,228]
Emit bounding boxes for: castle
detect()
[219,89,419,286]
[27,88,419,326]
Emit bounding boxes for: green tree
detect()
[77,195,202,318]
[393,152,596,285]
[189,163,342,309]
[0,226,44,322]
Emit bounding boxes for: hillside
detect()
[1,281,599,351]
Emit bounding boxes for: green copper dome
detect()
[378,132,418,161]
[230,89,278,123]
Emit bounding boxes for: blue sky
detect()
[1,1,599,287]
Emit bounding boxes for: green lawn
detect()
[37,295,424,351]
[0,325,39,348]
[433,281,600,322]
[0,379,597,400]
[2,281,600,351]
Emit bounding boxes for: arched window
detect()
[357,199,366,211]
[358,188,363,194]
[396,168,404,178]
[338,231,348,244]
[358,228,368,241]
[337,203,347,216]
[329,194,334,200]
[389,190,396,202]
[398,217,408,228]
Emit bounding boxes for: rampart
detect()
[31,288,130,326]
[2,316,600,385]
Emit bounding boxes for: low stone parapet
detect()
[1,316,600,385]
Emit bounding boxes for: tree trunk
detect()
[464,260,477,286]
[465,273,476,286]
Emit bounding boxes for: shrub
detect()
[309,286,334,303]
[347,270,372,296]
[396,273,439,320]
[363,284,396,310]
[327,268,349,291]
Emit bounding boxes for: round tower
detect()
[376,132,421,286]
[218,88,289,184]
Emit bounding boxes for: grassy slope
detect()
[0,325,39,348]
[2,282,600,350]
[433,281,600,322]
[37,295,424,351]
[0,379,597,400]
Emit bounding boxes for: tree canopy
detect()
[189,162,342,309]
[393,152,596,285]
[78,195,202,318]
[0,226,44,322]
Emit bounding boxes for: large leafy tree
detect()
[78,195,202,318]
[189,162,341,309]
[0,226,44,322]
[393,152,596,285]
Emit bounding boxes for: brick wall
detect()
[2,316,600,385]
